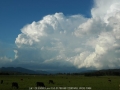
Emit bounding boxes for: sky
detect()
[0,0,120,71]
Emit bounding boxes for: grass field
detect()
[0,75,120,90]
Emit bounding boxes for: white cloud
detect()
[74,17,106,37]
[91,0,120,27]
[14,13,87,70]
[14,0,120,70]
[0,42,13,66]
[15,13,87,48]
[0,56,12,64]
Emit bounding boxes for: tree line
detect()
[0,69,120,76]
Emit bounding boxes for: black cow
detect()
[36,82,45,87]
[49,80,54,84]
[12,82,19,89]
[108,79,111,82]
[1,80,3,84]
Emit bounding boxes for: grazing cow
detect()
[1,80,3,84]
[108,79,111,82]
[49,80,54,84]
[12,82,19,89]
[36,82,45,87]
[21,79,23,81]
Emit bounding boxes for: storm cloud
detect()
[13,0,120,70]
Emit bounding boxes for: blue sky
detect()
[1,0,120,71]
[0,0,93,43]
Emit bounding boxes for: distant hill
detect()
[0,67,120,76]
[0,67,48,75]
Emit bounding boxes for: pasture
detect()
[0,75,120,90]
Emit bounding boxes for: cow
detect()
[49,80,54,84]
[1,80,3,84]
[12,82,19,89]
[36,82,45,87]
[108,79,111,82]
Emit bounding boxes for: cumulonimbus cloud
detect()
[14,0,120,70]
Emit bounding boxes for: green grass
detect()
[0,75,120,90]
